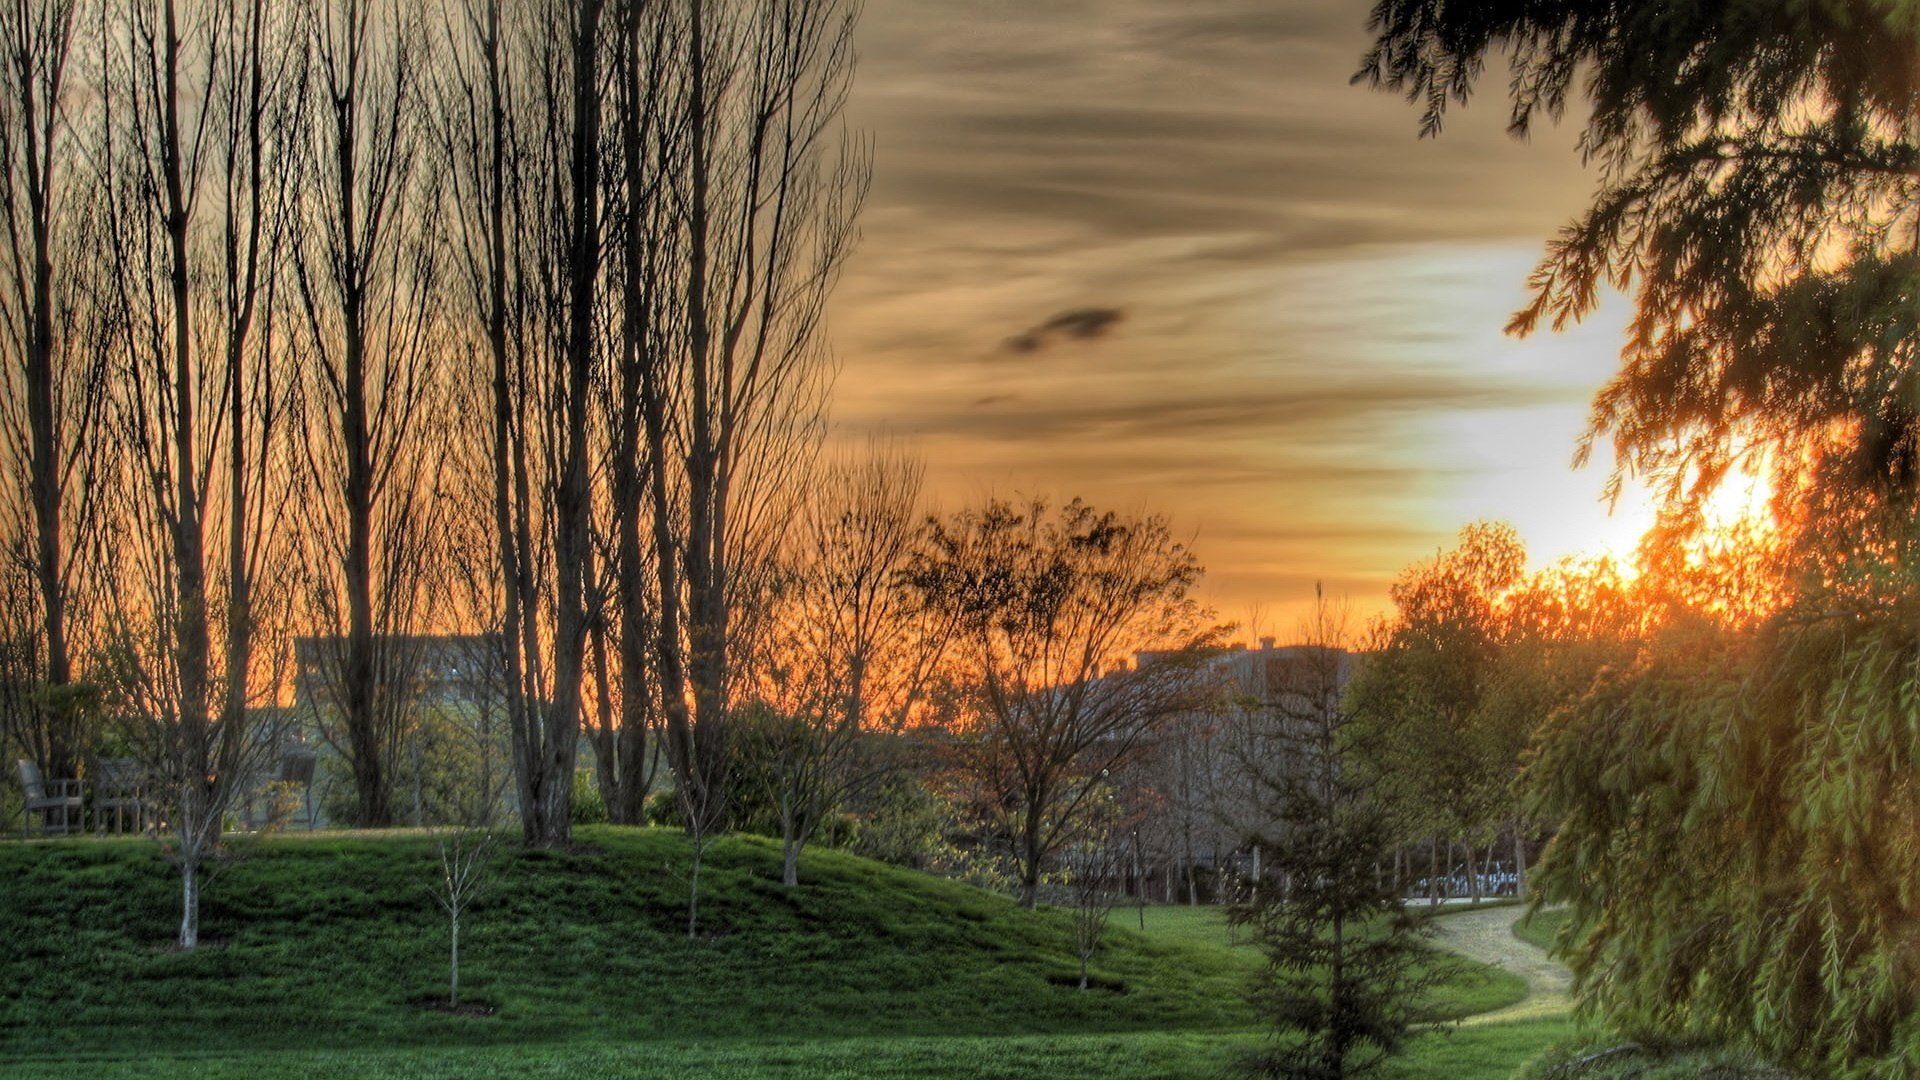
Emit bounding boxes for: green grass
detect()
[1512,906,1570,955]
[0,827,1564,1077]
[1131,901,1531,1020]
[5,1021,1583,1078]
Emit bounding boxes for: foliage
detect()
[1349,524,1526,878]
[569,769,608,826]
[1231,594,1454,1080]
[1528,528,1920,1077]
[848,770,955,869]
[314,702,512,828]
[1361,0,1920,524]
[1517,1039,1806,1080]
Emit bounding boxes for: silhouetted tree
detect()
[0,0,106,782]
[95,0,303,948]
[289,0,446,829]
[618,0,865,923]
[438,0,609,848]
[746,442,955,885]
[908,497,1209,909]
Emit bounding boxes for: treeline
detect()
[0,0,881,945]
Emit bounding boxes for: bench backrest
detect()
[95,758,142,794]
[15,759,45,800]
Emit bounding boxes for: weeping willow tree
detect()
[1528,528,1920,1077]
[1361,2,1920,1074]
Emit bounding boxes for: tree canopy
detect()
[1362,0,1920,520]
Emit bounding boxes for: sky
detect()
[827,0,1651,635]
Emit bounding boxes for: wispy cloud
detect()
[830,0,1627,625]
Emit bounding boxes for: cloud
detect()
[1003,306,1127,354]
[829,0,1626,625]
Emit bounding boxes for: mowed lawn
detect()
[0,827,1571,1077]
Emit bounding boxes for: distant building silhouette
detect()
[292,633,506,709]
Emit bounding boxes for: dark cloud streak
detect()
[1004,306,1126,354]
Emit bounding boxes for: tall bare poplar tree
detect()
[96,0,299,947]
[590,0,675,828]
[643,0,866,858]
[440,0,607,847]
[0,0,103,781]
[290,0,443,828]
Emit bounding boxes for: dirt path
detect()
[1431,905,1571,1026]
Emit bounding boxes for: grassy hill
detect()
[0,826,1550,1077]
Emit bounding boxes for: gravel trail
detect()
[1430,905,1572,1025]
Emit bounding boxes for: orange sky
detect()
[827,0,1654,633]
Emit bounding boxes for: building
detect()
[292,633,506,710]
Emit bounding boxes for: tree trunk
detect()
[179,859,199,950]
[449,909,461,1006]
[686,835,703,938]
[1465,841,1482,904]
[1513,820,1528,902]
[782,836,799,888]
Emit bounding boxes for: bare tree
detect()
[0,0,107,781]
[1066,822,1125,992]
[746,441,954,886]
[94,0,301,947]
[429,825,496,1007]
[908,497,1211,909]
[437,0,609,848]
[638,0,866,861]
[289,0,444,828]
[584,0,677,828]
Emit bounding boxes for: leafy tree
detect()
[1361,0,1920,525]
[1229,591,1450,1080]
[1363,8,1920,1073]
[1478,554,1646,898]
[1515,522,1920,1077]
[1348,523,1524,904]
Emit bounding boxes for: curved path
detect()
[1431,906,1571,1025]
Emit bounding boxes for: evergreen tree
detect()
[1361,0,1920,524]
[1229,593,1450,1080]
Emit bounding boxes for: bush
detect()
[570,769,608,825]
[849,773,951,869]
[647,787,681,828]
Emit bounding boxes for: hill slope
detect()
[0,826,1530,1075]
